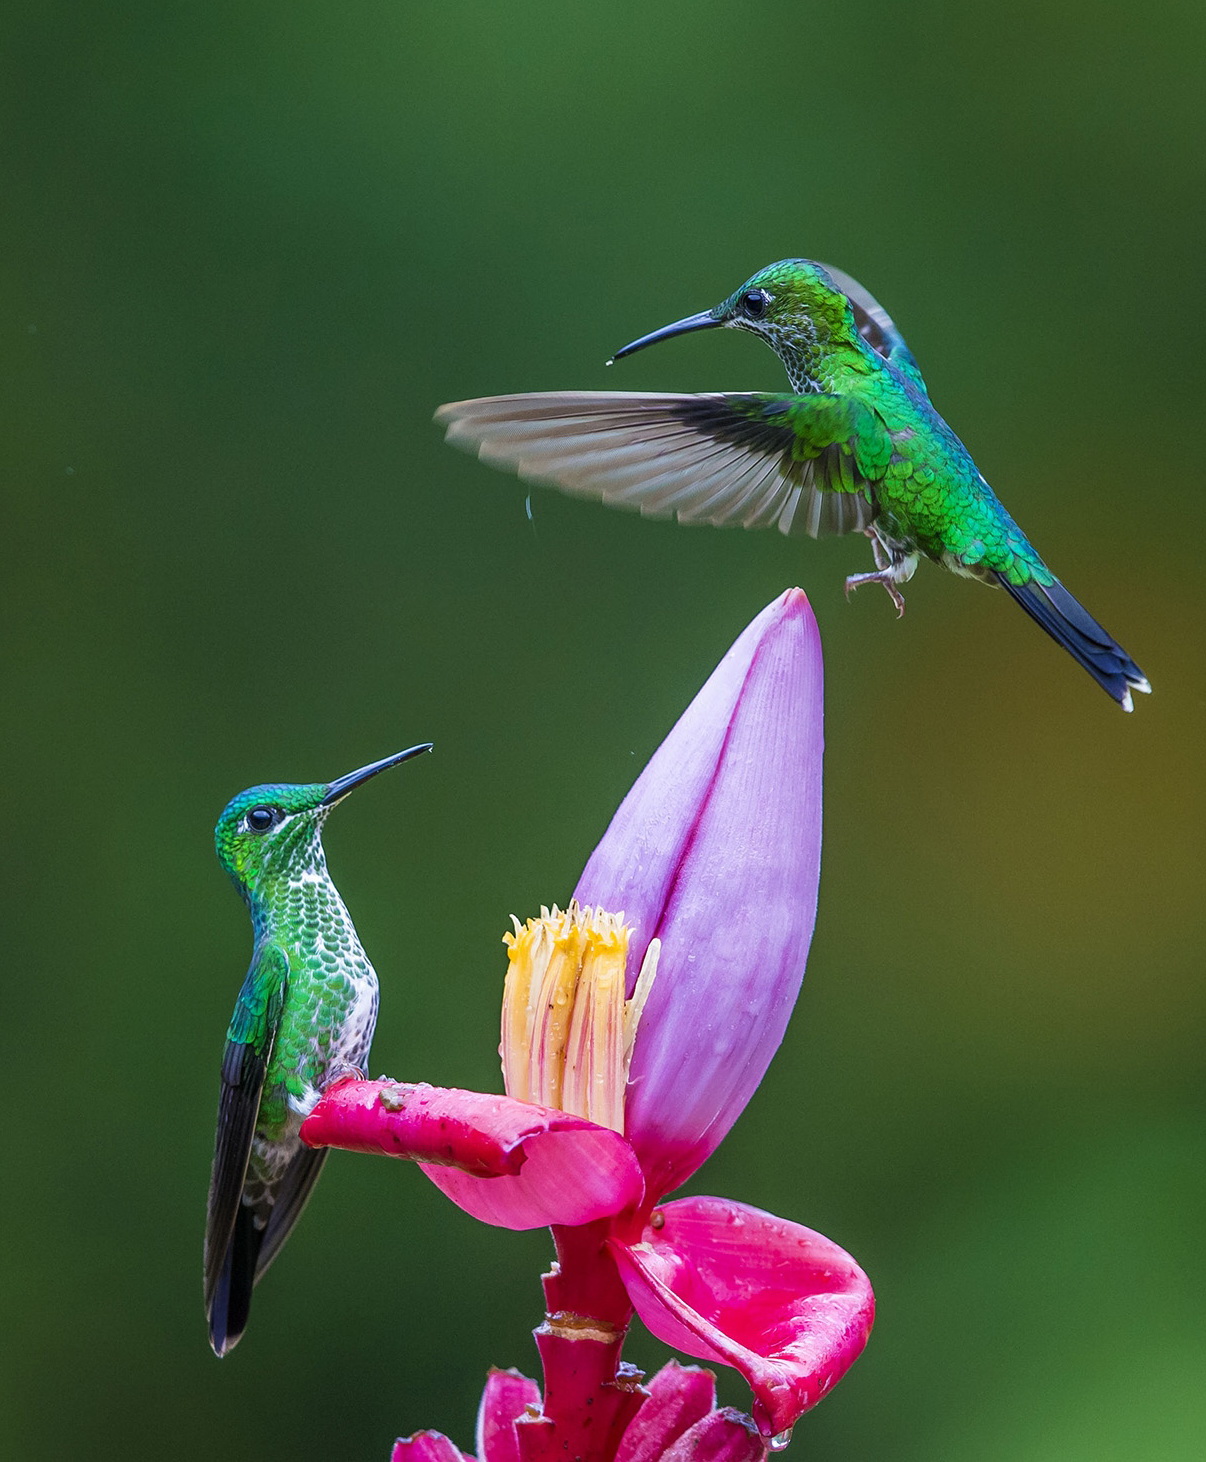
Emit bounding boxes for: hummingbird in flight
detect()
[204,743,432,1356]
[436,259,1149,710]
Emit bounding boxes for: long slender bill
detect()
[608,309,721,363]
[322,743,433,805]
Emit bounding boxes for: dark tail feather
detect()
[995,573,1150,711]
[208,1203,264,1357]
[255,1148,328,1283]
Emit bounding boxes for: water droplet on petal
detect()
[769,1428,793,1452]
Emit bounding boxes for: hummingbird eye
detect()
[741,289,770,319]
[245,805,280,834]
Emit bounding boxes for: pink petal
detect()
[476,1368,542,1462]
[661,1410,766,1462]
[614,1360,716,1462]
[421,1132,644,1230]
[575,590,824,1197]
[391,1433,473,1462]
[609,1197,873,1438]
[301,1078,644,1230]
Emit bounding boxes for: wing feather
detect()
[437,391,878,540]
[204,945,288,1354]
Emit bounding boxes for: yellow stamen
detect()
[623,937,660,1066]
[501,901,658,1134]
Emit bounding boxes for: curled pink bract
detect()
[302,1079,644,1230]
[613,1360,716,1462]
[609,1197,874,1437]
[660,1410,765,1462]
[476,1368,542,1462]
[391,1433,473,1462]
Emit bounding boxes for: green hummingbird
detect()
[204,743,432,1356]
[436,259,1149,710]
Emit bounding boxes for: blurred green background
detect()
[3,2,1204,1458]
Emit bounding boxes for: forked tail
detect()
[995,573,1150,711]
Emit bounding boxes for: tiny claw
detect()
[844,570,907,617]
[322,1062,367,1089]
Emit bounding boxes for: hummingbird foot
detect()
[865,528,891,573]
[844,568,907,617]
[322,1062,367,1088]
[849,531,914,615]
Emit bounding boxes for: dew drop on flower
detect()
[769,1428,794,1452]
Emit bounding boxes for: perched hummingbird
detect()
[436,259,1149,710]
[204,743,432,1356]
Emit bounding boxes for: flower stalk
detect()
[520,1224,644,1462]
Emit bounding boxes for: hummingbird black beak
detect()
[608,309,721,364]
[322,743,433,806]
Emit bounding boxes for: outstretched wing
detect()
[436,391,889,539]
[821,264,931,399]
[204,943,288,1355]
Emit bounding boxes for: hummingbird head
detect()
[214,745,432,901]
[609,259,866,391]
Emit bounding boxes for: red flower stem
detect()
[544,1221,634,1326]
[516,1221,645,1462]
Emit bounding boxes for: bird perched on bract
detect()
[436,259,1149,711]
[204,743,432,1356]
